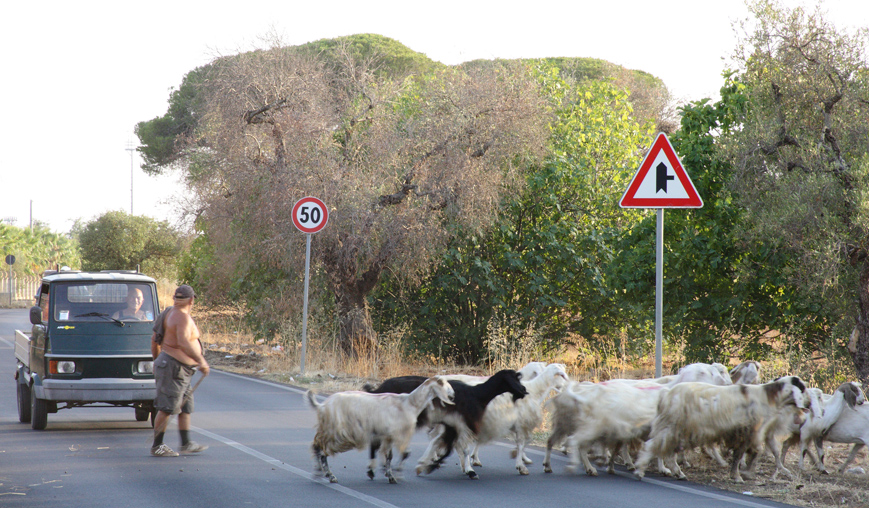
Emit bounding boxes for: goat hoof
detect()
[367,470,375,480]
[586,468,598,477]
[388,476,397,484]
[472,460,482,467]
[543,465,552,474]
[467,471,478,480]
[518,467,529,476]
[329,476,339,484]
[634,472,645,480]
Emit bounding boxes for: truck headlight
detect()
[50,360,76,374]
[137,361,154,374]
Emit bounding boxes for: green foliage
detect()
[294,33,443,77]
[610,72,839,363]
[0,224,80,276]
[73,211,182,280]
[373,63,654,363]
[135,65,211,175]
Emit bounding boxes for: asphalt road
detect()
[0,308,799,508]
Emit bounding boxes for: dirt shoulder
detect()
[202,345,868,508]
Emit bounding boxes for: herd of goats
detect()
[304,361,869,485]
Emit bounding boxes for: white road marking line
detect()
[192,426,401,508]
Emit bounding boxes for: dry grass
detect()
[193,304,868,508]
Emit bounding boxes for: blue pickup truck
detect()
[14,270,160,430]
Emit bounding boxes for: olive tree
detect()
[724,0,869,385]
[157,38,550,355]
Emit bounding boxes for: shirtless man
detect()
[150,284,210,457]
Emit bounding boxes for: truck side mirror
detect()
[30,306,44,325]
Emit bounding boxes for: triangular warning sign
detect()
[619,132,703,208]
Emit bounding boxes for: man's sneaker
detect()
[179,441,208,454]
[151,444,179,457]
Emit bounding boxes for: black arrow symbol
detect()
[656,162,674,193]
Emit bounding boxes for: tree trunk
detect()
[336,287,376,358]
[850,257,869,391]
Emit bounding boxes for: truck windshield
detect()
[54,282,157,323]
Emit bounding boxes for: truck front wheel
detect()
[30,385,48,430]
[17,381,31,423]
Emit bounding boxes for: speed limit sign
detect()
[292,196,329,234]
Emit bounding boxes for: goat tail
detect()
[361,383,375,392]
[305,390,321,410]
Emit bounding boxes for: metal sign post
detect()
[655,209,664,377]
[5,254,15,307]
[620,133,702,377]
[291,197,329,374]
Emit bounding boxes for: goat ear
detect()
[790,384,807,409]
[845,385,858,410]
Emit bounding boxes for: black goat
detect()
[363,375,428,394]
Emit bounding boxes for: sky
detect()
[1,0,867,234]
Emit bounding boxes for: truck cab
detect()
[14,270,160,430]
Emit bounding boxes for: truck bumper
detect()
[35,379,156,402]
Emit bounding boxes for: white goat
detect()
[633,376,807,483]
[780,382,865,472]
[730,360,761,385]
[674,362,732,385]
[306,376,455,484]
[810,384,869,473]
[544,380,668,476]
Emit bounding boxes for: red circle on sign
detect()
[292,197,329,233]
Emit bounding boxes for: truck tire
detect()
[17,381,32,423]
[30,385,48,430]
[135,407,150,422]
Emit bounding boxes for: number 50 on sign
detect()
[292,196,329,234]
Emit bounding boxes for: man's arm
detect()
[176,317,210,375]
[150,333,161,360]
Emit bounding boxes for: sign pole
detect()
[655,209,664,378]
[300,233,312,374]
[619,133,703,379]
[291,196,329,376]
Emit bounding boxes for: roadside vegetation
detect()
[3,4,868,505]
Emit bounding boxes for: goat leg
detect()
[367,440,380,480]
[314,445,338,483]
[838,443,865,474]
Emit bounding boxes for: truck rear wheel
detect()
[30,385,48,430]
[135,407,150,422]
[17,381,31,423]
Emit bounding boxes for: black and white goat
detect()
[413,369,529,478]
[306,376,455,484]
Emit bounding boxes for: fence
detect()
[0,273,40,308]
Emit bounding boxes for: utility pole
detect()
[125,141,135,215]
